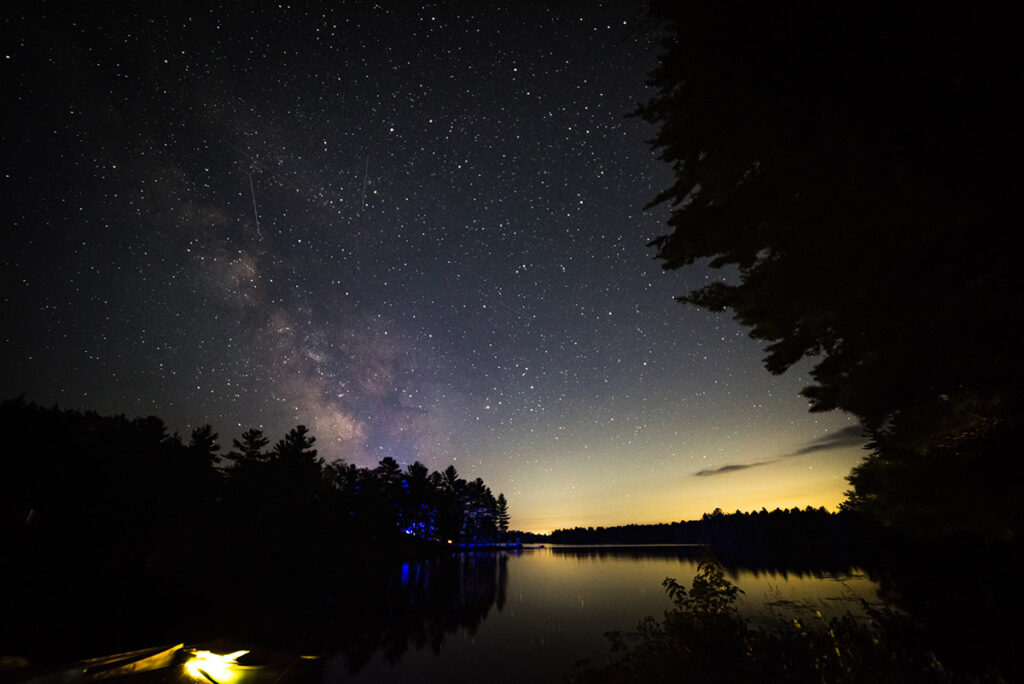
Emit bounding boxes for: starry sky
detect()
[3,1,866,533]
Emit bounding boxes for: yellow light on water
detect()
[184,649,250,684]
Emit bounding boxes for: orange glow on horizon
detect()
[513,488,849,535]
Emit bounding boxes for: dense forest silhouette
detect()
[0,397,510,664]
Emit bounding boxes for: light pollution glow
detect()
[498,424,865,535]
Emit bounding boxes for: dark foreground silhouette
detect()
[0,398,508,666]
[573,553,1017,683]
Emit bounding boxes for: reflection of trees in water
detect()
[331,551,511,674]
[550,545,704,562]
[711,544,868,580]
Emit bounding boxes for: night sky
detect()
[3,1,865,533]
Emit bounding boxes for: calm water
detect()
[320,545,879,683]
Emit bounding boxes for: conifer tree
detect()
[496,493,510,537]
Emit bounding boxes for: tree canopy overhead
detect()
[640,2,1022,536]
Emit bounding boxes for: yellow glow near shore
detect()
[184,650,250,684]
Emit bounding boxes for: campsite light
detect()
[184,649,249,684]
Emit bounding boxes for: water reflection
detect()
[322,545,879,681]
[545,543,868,579]
[5,547,881,683]
[330,551,512,674]
[548,543,704,561]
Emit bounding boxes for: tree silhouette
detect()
[226,427,270,465]
[366,456,404,531]
[441,464,461,492]
[437,465,466,542]
[461,478,497,544]
[495,493,509,538]
[272,425,319,464]
[188,425,220,462]
[268,425,323,494]
[638,1,1023,539]
[403,461,434,538]
[374,456,403,492]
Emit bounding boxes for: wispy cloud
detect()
[693,426,866,478]
[694,460,776,477]
[785,425,865,457]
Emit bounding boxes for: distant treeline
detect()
[544,507,878,548]
[0,397,509,659]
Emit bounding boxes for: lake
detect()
[6,544,881,683]
[316,544,879,682]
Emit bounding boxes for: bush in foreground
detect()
[571,555,981,683]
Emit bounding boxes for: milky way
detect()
[3,1,864,531]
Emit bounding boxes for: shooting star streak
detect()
[248,172,263,240]
[361,155,369,210]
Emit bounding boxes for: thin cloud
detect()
[693,426,866,478]
[786,425,866,457]
[694,460,776,477]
